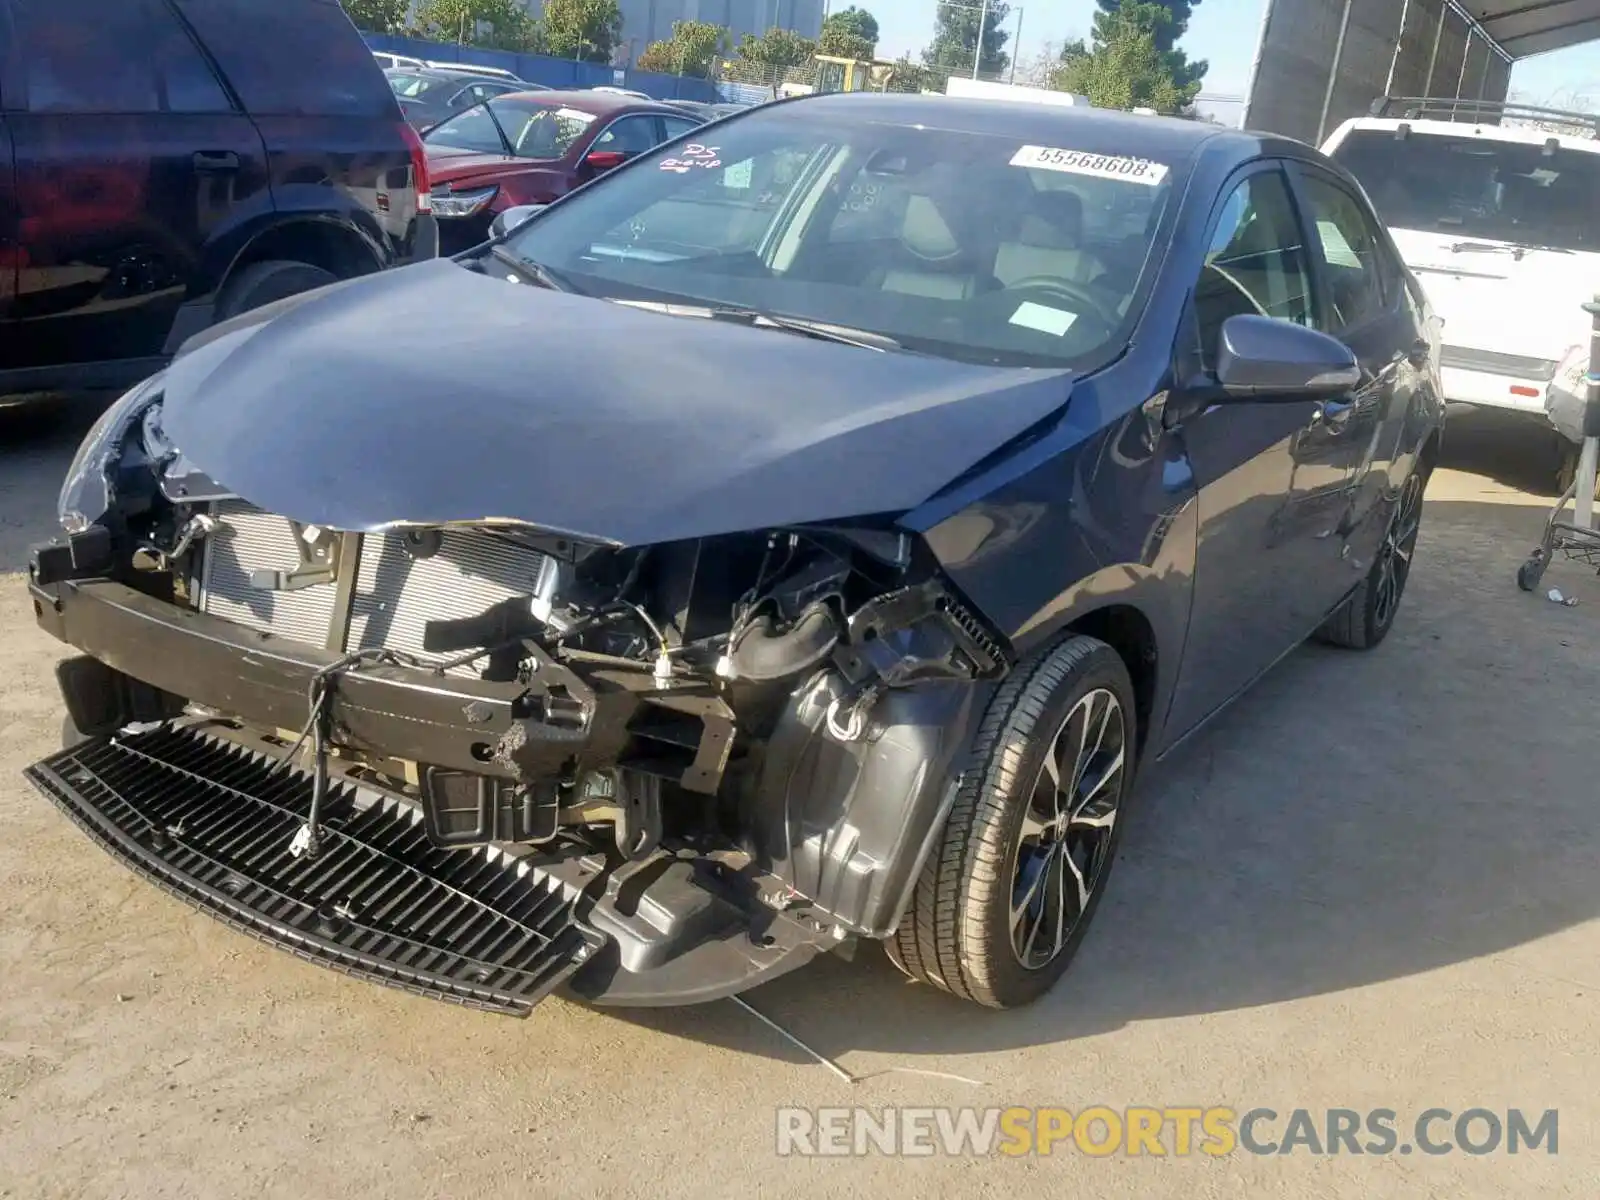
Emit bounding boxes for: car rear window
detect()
[1329,127,1600,253]
[172,0,397,117]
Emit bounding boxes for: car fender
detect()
[189,209,389,303]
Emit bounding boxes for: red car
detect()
[423,90,704,253]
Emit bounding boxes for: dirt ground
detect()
[1,399,1596,1198]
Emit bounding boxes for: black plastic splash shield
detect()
[24,725,606,1016]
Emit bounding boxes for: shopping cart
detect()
[1517,297,1600,592]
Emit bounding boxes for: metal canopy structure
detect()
[1471,0,1600,59]
[1242,0,1600,145]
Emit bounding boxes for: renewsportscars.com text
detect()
[775,1106,1559,1158]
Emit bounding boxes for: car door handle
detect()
[193,150,240,172]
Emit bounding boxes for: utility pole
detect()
[1008,5,1023,84]
[972,0,989,79]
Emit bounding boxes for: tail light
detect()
[400,122,432,213]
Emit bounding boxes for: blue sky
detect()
[865,0,1600,102]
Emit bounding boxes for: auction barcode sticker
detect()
[1010,145,1169,186]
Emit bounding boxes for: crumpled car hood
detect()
[161,258,1074,545]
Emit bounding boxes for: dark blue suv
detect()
[0,0,436,399]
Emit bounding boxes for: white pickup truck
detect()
[1322,97,1599,484]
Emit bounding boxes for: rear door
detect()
[1290,165,1417,572]
[171,0,414,251]
[6,0,268,376]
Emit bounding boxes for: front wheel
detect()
[886,635,1137,1009]
[1315,462,1430,650]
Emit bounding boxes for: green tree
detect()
[883,54,931,93]
[818,6,879,60]
[635,20,729,76]
[340,0,408,35]
[415,0,540,50]
[541,0,623,62]
[1054,1,1206,112]
[736,27,816,69]
[1095,0,1201,51]
[921,0,1010,78]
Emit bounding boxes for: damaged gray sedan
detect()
[25,94,1441,1014]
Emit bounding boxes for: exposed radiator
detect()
[197,501,554,677]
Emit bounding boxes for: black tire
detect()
[1315,462,1430,650]
[216,260,338,321]
[61,715,91,749]
[1554,443,1600,499]
[886,634,1138,1009]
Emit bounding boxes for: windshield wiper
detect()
[703,307,903,352]
[608,297,906,351]
[489,245,583,293]
[1449,240,1572,259]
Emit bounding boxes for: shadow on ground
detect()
[613,495,1600,1063]
[0,395,109,573]
[1439,406,1567,496]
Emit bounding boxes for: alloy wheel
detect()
[1373,472,1424,631]
[1010,687,1127,970]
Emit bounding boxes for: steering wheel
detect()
[1001,275,1120,328]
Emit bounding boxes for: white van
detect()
[1322,98,1598,465]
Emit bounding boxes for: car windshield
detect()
[1330,128,1600,252]
[499,111,1179,368]
[425,98,598,159]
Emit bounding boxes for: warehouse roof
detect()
[1469,0,1600,59]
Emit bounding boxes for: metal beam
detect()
[1316,0,1355,145]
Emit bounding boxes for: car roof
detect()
[1326,115,1600,154]
[498,89,679,116]
[763,91,1289,161]
[399,65,530,84]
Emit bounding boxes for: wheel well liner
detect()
[1064,604,1158,759]
[225,219,384,289]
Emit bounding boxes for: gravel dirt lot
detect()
[1,399,1596,1198]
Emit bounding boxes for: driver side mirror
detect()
[584,149,628,173]
[1216,314,1361,398]
[489,204,547,239]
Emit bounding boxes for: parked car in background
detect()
[425,61,523,82]
[423,90,699,253]
[710,101,752,119]
[372,50,425,71]
[0,0,436,400]
[388,66,549,131]
[1323,96,1597,486]
[662,99,719,124]
[30,94,1443,1019]
[590,85,654,100]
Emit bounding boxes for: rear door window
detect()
[593,115,662,157]
[13,0,230,114]
[661,115,700,141]
[172,0,395,117]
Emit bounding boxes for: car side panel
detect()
[8,111,271,371]
[906,375,1201,758]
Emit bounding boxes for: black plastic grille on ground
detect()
[25,726,605,1016]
